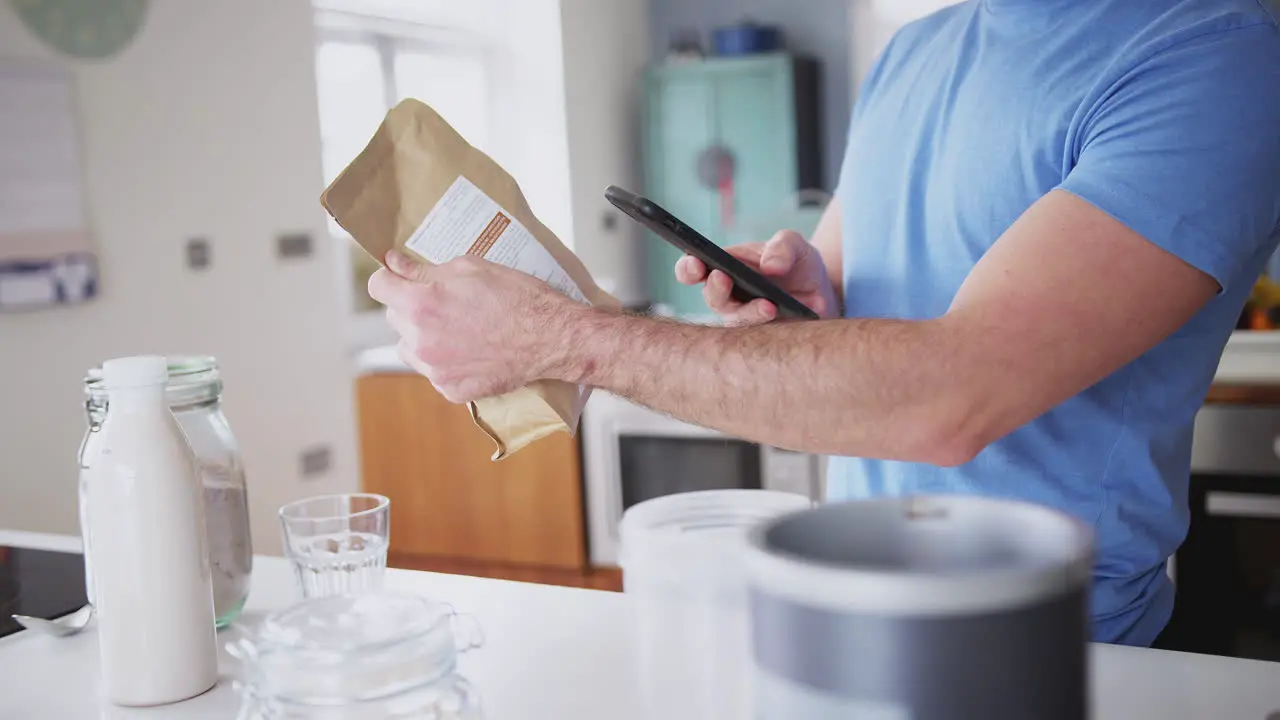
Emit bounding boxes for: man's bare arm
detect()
[552,190,1218,465]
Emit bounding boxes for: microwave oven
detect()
[580,392,825,567]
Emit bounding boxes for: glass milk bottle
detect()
[80,356,252,626]
[85,356,218,706]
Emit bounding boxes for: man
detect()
[370,0,1280,647]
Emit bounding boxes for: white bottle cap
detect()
[101,356,169,389]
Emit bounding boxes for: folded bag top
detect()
[321,99,618,459]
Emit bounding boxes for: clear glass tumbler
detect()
[278,494,390,598]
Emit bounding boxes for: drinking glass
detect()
[278,493,390,598]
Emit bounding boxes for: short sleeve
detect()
[1058,24,1280,291]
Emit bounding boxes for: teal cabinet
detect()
[643,54,821,315]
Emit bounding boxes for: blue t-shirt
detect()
[831,0,1280,646]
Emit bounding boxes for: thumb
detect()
[758,230,807,275]
[386,249,434,283]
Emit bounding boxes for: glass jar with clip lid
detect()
[228,591,486,719]
[79,355,252,627]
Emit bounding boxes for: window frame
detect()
[313,11,498,352]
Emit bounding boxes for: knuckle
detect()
[367,270,387,298]
[674,260,692,283]
[431,363,464,388]
[412,343,435,366]
[435,381,465,404]
[407,292,436,324]
[725,245,758,265]
[408,303,429,326]
[774,229,804,245]
[452,256,484,274]
[395,341,416,365]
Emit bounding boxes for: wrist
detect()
[542,303,617,386]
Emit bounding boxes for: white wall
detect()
[0,0,358,554]
[558,0,651,305]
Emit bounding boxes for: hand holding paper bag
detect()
[321,99,619,459]
[370,250,584,405]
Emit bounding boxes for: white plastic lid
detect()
[101,356,169,389]
[618,490,812,584]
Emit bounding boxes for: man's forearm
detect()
[553,309,982,465]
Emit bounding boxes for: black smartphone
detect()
[604,185,819,321]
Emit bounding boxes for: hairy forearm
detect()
[554,310,982,464]
[530,191,1218,465]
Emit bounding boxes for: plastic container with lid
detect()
[80,355,252,627]
[228,591,485,719]
[744,496,1093,719]
[618,489,813,720]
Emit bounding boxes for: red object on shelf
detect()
[719,173,735,230]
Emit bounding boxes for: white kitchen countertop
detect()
[3,530,1280,719]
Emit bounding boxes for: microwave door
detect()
[618,435,763,510]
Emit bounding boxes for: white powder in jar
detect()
[83,461,252,623]
[201,463,252,623]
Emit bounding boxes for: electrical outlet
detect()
[299,445,331,478]
[276,232,313,260]
[185,237,211,270]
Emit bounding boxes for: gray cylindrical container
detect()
[745,495,1093,720]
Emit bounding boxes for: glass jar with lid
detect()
[80,355,252,627]
[228,591,486,719]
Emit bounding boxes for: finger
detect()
[722,298,778,327]
[741,298,778,324]
[368,267,421,308]
[758,231,807,275]
[724,243,766,266]
[396,338,433,378]
[675,255,708,285]
[386,249,435,283]
[703,269,746,314]
[384,306,417,340]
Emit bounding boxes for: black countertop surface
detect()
[0,545,87,639]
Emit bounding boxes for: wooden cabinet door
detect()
[356,373,586,570]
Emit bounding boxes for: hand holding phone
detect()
[605,185,820,321]
[675,232,835,325]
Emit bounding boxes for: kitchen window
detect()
[313,11,495,349]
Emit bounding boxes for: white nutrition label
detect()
[405,176,588,305]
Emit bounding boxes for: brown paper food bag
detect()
[321,99,618,460]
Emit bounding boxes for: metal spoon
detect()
[12,604,94,637]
